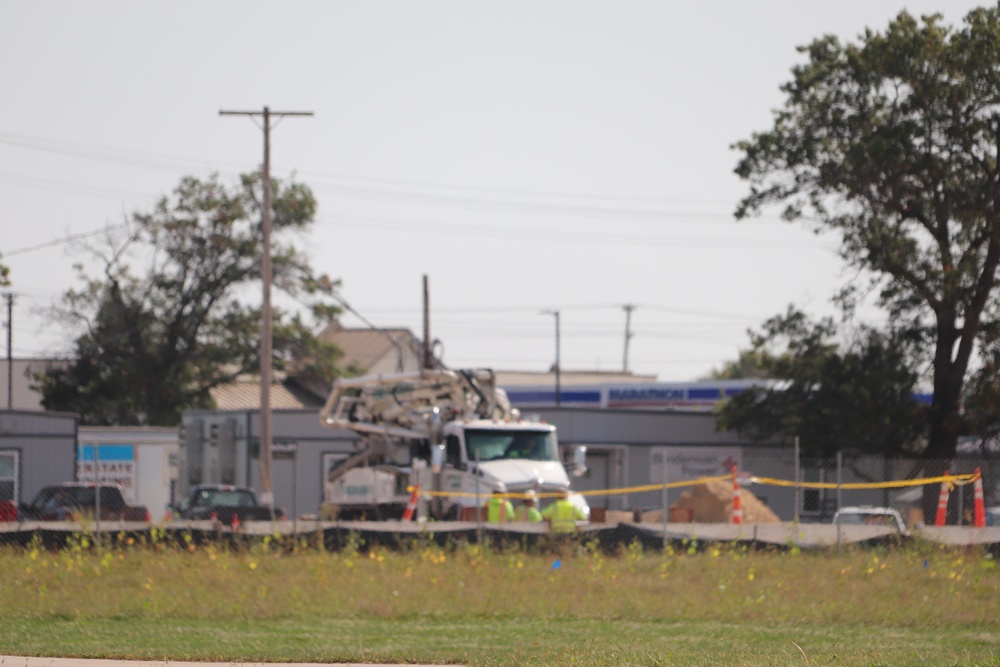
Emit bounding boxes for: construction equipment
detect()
[318,369,588,521]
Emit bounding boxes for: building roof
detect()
[318,321,424,374]
[0,358,71,411]
[209,376,324,411]
[494,369,658,386]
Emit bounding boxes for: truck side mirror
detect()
[571,445,588,478]
[431,444,445,473]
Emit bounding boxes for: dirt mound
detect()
[669,479,780,523]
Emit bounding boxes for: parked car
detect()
[0,500,17,522]
[832,506,908,534]
[172,484,283,523]
[20,483,150,522]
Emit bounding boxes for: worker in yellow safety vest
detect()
[541,488,586,533]
[513,489,543,523]
[484,485,514,522]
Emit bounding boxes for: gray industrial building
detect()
[0,410,78,509]
[179,404,910,522]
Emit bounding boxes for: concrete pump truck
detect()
[318,368,588,521]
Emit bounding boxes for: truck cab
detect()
[436,419,588,518]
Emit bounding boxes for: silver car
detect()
[832,506,908,534]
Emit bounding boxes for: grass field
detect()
[0,532,998,666]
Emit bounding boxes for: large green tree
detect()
[734,6,1000,469]
[37,172,346,425]
[706,349,778,380]
[715,307,926,459]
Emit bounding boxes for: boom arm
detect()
[319,369,513,440]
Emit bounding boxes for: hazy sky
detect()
[0,1,988,381]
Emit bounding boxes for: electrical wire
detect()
[322,213,830,249]
[0,131,802,227]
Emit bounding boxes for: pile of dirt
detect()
[668,479,781,523]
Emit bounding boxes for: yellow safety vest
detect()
[514,505,543,523]
[542,499,583,533]
[486,497,513,522]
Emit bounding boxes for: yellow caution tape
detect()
[749,473,977,491]
[409,472,978,499]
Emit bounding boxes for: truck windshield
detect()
[464,429,557,462]
[195,489,258,508]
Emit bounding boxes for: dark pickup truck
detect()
[173,485,283,523]
[20,483,150,522]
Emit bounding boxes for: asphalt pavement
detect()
[1,658,463,667]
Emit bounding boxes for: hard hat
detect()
[523,490,537,502]
[494,482,507,494]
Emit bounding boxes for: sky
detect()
[0,1,989,382]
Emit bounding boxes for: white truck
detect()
[318,369,588,521]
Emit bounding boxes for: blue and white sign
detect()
[77,444,137,503]
[503,380,771,410]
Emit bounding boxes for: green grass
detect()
[0,533,998,666]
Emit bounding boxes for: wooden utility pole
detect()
[422,275,433,371]
[5,293,11,410]
[622,303,635,372]
[219,106,313,507]
[542,309,561,406]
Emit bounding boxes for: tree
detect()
[734,6,1000,472]
[37,172,347,426]
[716,307,926,459]
[706,348,779,380]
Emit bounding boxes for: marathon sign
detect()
[607,386,685,408]
[503,381,763,409]
[76,444,137,503]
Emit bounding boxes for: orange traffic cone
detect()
[731,469,743,524]
[934,470,950,527]
[231,512,240,530]
[973,468,986,528]
[401,485,420,521]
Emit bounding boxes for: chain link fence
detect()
[2,449,997,551]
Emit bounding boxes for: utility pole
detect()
[542,310,561,406]
[5,293,12,410]
[422,275,433,372]
[219,106,313,508]
[622,303,635,373]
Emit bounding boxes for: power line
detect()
[0,130,737,209]
[0,131,239,175]
[323,213,826,249]
[3,223,132,257]
[0,131,806,226]
[313,184,760,222]
[349,302,759,322]
[0,173,153,201]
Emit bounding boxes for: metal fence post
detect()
[94,445,101,550]
[661,452,668,552]
[475,450,482,545]
[836,451,842,552]
[793,436,800,526]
